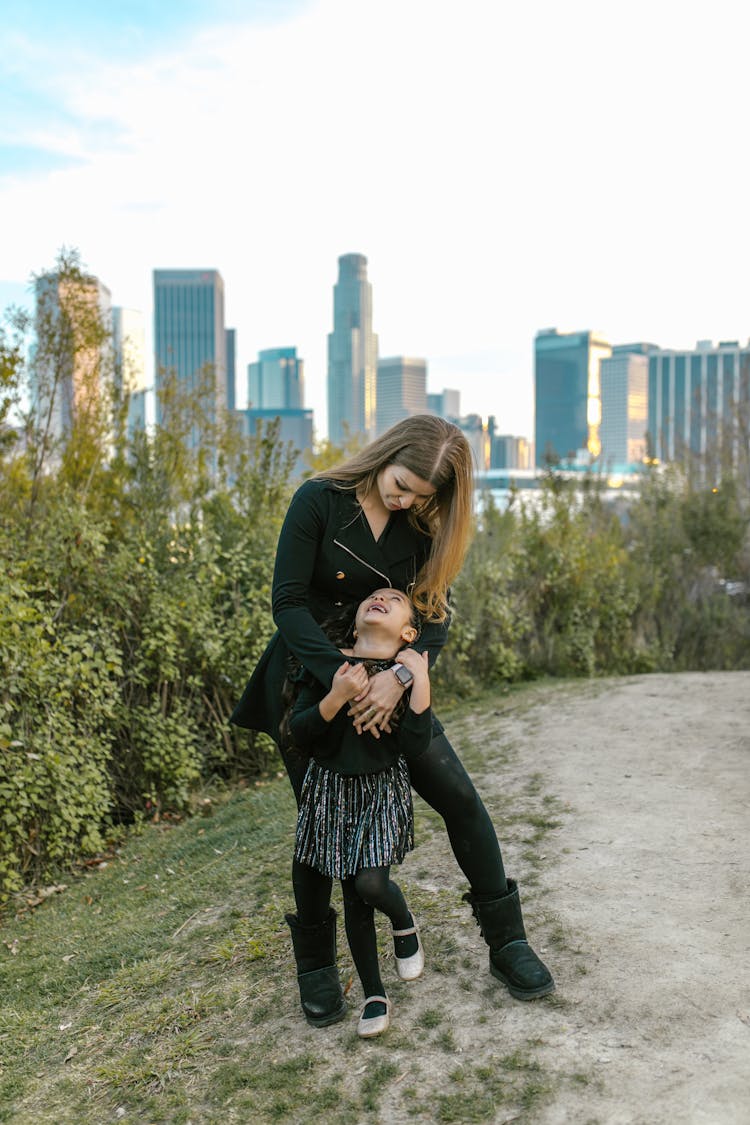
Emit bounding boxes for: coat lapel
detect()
[332,487,429,575]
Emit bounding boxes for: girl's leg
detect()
[353,867,419,960]
[340,877,386,1008]
[407,732,508,897]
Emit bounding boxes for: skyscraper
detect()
[599,344,651,466]
[427,388,461,421]
[648,339,750,473]
[225,328,237,413]
[153,269,227,437]
[376,356,427,435]
[534,329,612,466]
[112,307,147,436]
[33,271,112,444]
[248,347,304,410]
[327,253,378,444]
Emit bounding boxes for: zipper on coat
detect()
[333,539,390,585]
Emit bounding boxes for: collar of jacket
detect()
[323,480,432,569]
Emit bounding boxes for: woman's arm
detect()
[271,481,348,690]
[411,598,451,668]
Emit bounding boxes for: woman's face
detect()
[376,464,436,512]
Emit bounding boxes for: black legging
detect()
[340,867,412,999]
[287,732,508,927]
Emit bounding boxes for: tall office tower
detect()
[457,413,490,470]
[327,253,378,444]
[648,339,750,472]
[248,347,304,409]
[534,328,612,467]
[33,271,112,444]
[427,388,461,421]
[225,328,237,412]
[490,430,532,470]
[112,307,147,436]
[599,343,652,467]
[240,408,314,477]
[153,270,227,440]
[376,356,427,435]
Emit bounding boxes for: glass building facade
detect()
[153,269,227,440]
[248,346,304,410]
[534,329,612,467]
[599,343,652,467]
[375,356,427,436]
[225,328,237,413]
[427,388,461,421]
[647,340,750,475]
[327,253,378,444]
[112,306,147,440]
[33,272,112,443]
[239,407,314,477]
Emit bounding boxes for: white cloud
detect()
[2,0,750,437]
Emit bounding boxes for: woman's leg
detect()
[280,744,335,926]
[280,747,344,1022]
[409,733,554,999]
[408,732,508,897]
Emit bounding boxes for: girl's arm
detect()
[271,481,348,690]
[288,662,368,752]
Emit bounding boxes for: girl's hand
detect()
[398,649,430,714]
[397,648,429,683]
[330,661,369,705]
[348,667,404,739]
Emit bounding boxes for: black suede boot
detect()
[285,908,347,1027]
[463,879,555,1000]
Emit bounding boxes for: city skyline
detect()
[2,1,749,440]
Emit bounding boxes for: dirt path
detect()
[270,671,750,1124]
[444,671,750,1125]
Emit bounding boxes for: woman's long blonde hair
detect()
[315,415,474,622]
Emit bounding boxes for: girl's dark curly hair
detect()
[279,598,422,754]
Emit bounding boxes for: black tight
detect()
[408,733,508,897]
[341,867,411,998]
[282,733,507,926]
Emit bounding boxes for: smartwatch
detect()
[392,662,414,688]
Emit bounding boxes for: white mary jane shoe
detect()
[357,995,391,1038]
[393,918,425,981]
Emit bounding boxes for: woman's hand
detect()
[348,667,405,738]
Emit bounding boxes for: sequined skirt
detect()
[294,757,414,879]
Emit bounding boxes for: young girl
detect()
[285,588,431,1038]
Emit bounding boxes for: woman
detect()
[231,415,553,1026]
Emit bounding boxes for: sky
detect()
[1,0,749,440]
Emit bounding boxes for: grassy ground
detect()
[0,685,574,1124]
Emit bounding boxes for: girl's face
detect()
[376,464,436,512]
[355,588,417,644]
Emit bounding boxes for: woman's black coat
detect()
[230,478,449,741]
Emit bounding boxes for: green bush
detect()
[1,249,748,902]
[0,578,120,895]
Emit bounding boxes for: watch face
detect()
[395,665,413,685]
